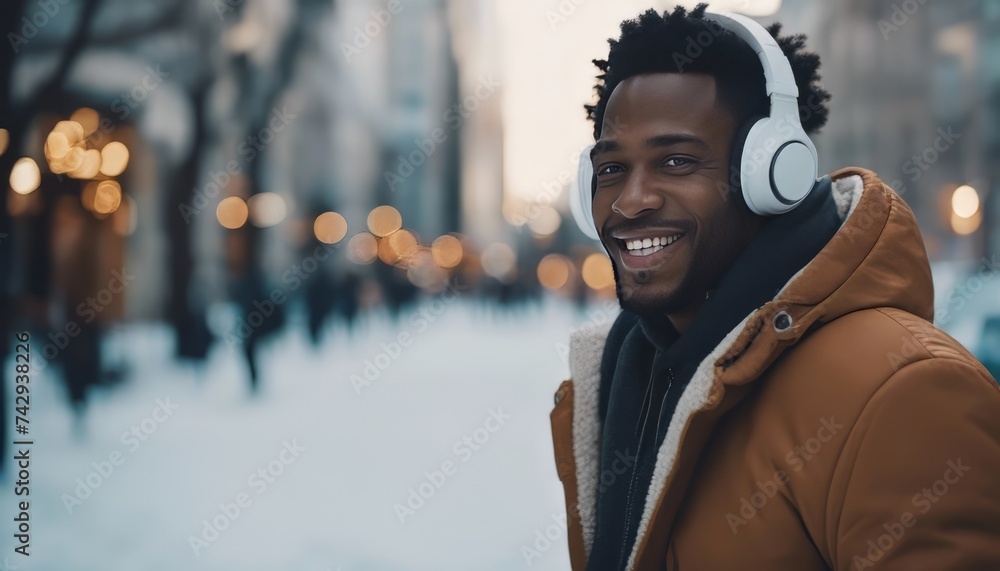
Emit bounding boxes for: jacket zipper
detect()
[617,367,674,571]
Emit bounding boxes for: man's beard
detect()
[608,242,720,317]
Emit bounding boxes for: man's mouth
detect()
[611,231,687,271]
[619,233,685,257]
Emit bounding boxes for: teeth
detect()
[623,233,683,252]
[631,245,663,257]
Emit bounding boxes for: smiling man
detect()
[549,5,1000,571]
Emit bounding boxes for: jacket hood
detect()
[773,166,934,336]
[564,167,935,569]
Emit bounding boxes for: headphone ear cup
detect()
[571,145,600,241]
[728,115,765,209]
[742,117,818,215]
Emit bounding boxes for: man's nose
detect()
[611,171,664,218]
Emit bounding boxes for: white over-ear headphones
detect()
[571,11,819,241]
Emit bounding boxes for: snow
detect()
[1,297,619,571]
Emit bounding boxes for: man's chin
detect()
[615,282,685,316]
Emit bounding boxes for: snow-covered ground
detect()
[2,297,619,571]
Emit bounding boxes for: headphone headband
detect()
[705,11,799,99]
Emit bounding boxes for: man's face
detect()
[592,73,764,318]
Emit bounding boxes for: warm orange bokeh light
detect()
[70,108,99,137]
[951,209,982,235]
[582,252,614,290]
[313,211,348,244]
[431,235,463,268]
[67,148,102,180]
[367,205,402,237]
[379,229,419,265]
[348,232,379,264]
[537,254,572,289]
[99,141,130,177]
[217,196,249,229]
[94,180,123,214]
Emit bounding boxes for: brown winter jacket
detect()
[550,168,1000,570]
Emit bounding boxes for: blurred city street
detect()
[2,298,617,571]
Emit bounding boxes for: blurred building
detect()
[771,0,998,261]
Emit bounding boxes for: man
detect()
[549,5,1000,570]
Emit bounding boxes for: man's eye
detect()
[596,164,624,176]
[663,157,694,168]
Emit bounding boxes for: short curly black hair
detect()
[585,4,830,141]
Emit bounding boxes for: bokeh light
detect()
[481,242,517,282]
[582,252,614,290]
[951,209,982,235]
[248,192,287,228]
[527,205,562,236]
[10,157,41,195]
[431,235,463,268]
[313,211,348,244]
[94,180,123,214]
[0,128,8,156]
[367,205,402,237]
[348,232,379,264]
[537,254,572,290]
[48,146,84,174]
[951,185,980,219]
[407,248,448,289]
[217,196,249,229]
[379,229,419,266]
[67,148,102,179]
[99,141,130,177]
[70,107,100,137]
[51,120,85,145]
[45,131,71,161]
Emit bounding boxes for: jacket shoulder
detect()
[775,307,996,398]
[747,308,1000,567]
